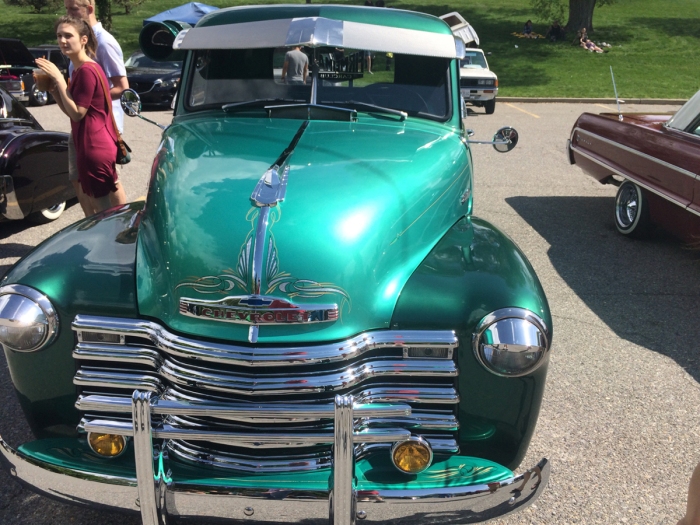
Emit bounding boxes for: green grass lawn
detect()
[2,0,698,98]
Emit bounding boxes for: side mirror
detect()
[492,127,518,153]
[121,89,167,130]
[121,88,141,117]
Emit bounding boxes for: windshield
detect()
[459,51,487,69]
[126,53,181,70]
[186,47,452,121]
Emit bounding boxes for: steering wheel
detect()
[363,84,430,114]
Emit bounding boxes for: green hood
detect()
[137,114,471,343]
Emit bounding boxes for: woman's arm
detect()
[35,58,88,122]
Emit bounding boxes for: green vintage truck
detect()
[0,5,551,525]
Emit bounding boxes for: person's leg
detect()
[92,193,113,214]
[68,136,95,217]
[678,461,700,525]
[109,166,128,207]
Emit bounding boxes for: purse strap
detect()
[84,61,122,141]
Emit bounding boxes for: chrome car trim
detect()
[179,294,339,326]
[472,308,550,378]
[0,174,24,220]
[333,394,355,525]
[159,357,457,395]
[0,434,550,524]
[569,144,700,217]
[132,391,161,525]
[73,368,164,392]
[167,439,334,472]
[73,344,163,368]
[0,284,59,352]
[572,127,698,180]
[251,207,269,296]
[77,394,411,420]
[71,315,458,367]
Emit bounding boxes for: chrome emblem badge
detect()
[179,295,339,325]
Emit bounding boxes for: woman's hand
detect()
[35,58,66,87]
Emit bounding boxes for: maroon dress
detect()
[69,61,118,198]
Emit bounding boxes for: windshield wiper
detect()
[330,101,407,121]
[222,99,305,112]
[0,118,35,125]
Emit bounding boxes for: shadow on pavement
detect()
[508,195,700,383]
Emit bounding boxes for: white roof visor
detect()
[173,16,463,58]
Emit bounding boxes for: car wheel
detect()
[614,181,650,238]
[27,201,66,224]
[30,88,49,107]
[484,98,496,114]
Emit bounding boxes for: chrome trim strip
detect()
[132,391,160,525]
[81,417,411,448]
[332,394,355,525]
[159,357,457,395]
[77,394,411,420]
[1,434,550,524]
[0,284,59,352]
[73,343,163,368]
[251,207,269,295]
[572,127,698,180]
[0,174,24,220]
[73,369,164,392]
[571,144,700,216]
[72,315,458,367]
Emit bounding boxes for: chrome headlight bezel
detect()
[472,308,550,377]
[0,284,59,352]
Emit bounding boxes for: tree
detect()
[95,0,112,31]
[113,0,145,15]
[3,0,62,14]
[530,0,616,32]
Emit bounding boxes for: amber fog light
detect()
[391,437,433,474]
[88,433,126,457]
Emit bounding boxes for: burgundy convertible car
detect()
[568,90,700,240]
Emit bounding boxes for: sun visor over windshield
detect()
[173,17,461,58]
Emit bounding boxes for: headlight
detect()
[477,79,495,86]
[159,78,179,88]
[0,284,58,352]
[472,308,549,377]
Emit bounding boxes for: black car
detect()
[0,38,48,107]
[125,50,181,107]
[0,87,74,222]
[28,45,70,106]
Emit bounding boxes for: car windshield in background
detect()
[187,47,451,121]
[126,53,181,70]
[460,52,487,69]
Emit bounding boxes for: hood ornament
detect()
[250,166,289,207]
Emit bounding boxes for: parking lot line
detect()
[504,102,540,118]
[595,103,617,111]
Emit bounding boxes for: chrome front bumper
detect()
[0,391,550,525]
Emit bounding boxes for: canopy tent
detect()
[143,2,218,27]
[439,12,480,46]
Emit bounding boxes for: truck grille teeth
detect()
[72,315,460,472]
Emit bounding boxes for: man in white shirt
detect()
[65,0,128,214]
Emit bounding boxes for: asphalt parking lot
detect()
[1,100,699,525]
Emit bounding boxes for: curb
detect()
[498,97,686,105]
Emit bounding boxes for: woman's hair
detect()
[55,15,98,58]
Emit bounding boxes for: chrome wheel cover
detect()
[615,183,638,228]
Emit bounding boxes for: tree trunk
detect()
[95,0,113,31]
[565,0,597,33]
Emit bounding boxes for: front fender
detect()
[391,216,551,470]
[1,203,142,437]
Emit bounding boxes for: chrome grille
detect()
[72,315,460,472]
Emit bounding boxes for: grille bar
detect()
[73,315,457,367]
[81,417,411,448]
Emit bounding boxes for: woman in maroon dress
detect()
[35,16,124,215]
